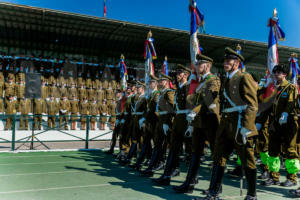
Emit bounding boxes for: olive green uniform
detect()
[46,99,58,129]
[5,99,17,130]
[18,99,32,130]
[59,99,70,130]
[33,98,46,130]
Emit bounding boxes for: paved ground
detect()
[0,150,298,200]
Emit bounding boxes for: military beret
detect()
[149,75,159,82]
[177,64,192,73]
[196,54,214,63]
[159,73,173,81]
[272,64,289,74]
[224,47,245,62]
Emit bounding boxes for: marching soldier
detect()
[47,67,56,86]
[174,55,220,194]
[5,95,17,130]
[105,90,124,154]
[129,76,160,170]
[93,73,101,89]
[48,83,59,100]
[59,83,68,98]
[46,94,58,129]
[99,99,108,130]
[70,94,79,130]
[153,64,192,186]
[67,76,76,88]
[57,70,66,87]
[59,94,70,130]
[262,64,299,187]
[15,66,25,83]
[77,72,85,87]
[141,73,175,177]
[18,97,32,130]
[34,98,46,130]
[89,97,99,130]
[202,47,258,200]
[121,81,147,165]
[80,96,89,130]
[86,72,93,89]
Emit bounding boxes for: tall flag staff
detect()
[188,0,205,94]
[119,54,128,91]
[104,0,107,17]
[289,53,300,93]
[144,30,157,97]
[261,8,285,99]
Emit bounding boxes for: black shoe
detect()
[280,179,297,187]
[152,175,170,186]
[258,170,270,180]
[153,162,164,171]
[202,186,223,195]
[244,195,257,200]
[289,188,300,197]
[120,158,131,166]
[141,168,154,177]
[144,159,150,166]
[262,178,280,186]
[227,165,242,178]
[170,168,180,177]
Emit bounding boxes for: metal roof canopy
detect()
[0,2,299,73]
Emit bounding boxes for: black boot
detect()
[120,143,137,165]
[173,154,200,194]
[244,167,257,200]
[152,151,175,186]
[203,165,225,199]
[141,148,159,177]
[129,143,148,170]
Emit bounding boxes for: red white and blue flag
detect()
[289,54,300,88]
[188,0,204,94]
[120,55,128,90]
[261,8,285,99]
[144,31,157,94]
[162,56,174,88]
[236,45,245,72]
[104,0,107,17]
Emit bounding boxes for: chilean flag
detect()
[120,56,128,90]
[188,0,204,94]
[261,9,285,99]
[289,55,300,89]
[104,0,107,17]
[144,33,157,94]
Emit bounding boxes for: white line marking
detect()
[0,180,149,195]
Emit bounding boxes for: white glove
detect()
[102,113,107,116]
[186,111,196,123]
[56,113,59,116]
[255,123,262,131]
[162,124,169,136]
[279,112,288,125]
[42,113,47,121]
[139,117,145,129]
[28,112,33,116]
[184,126,194,137]
[16,112,21,115]
[240,127,252,145]
[121,119,125,124]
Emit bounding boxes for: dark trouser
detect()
[48,116,56,129]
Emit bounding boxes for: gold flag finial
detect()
[291,53,298,58]
[120,54,125,59]
[236,44,242,51]
[273,8,277,17]
[165,56,167,61]
[147,30,152,39]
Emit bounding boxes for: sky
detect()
[2,0,300,48]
